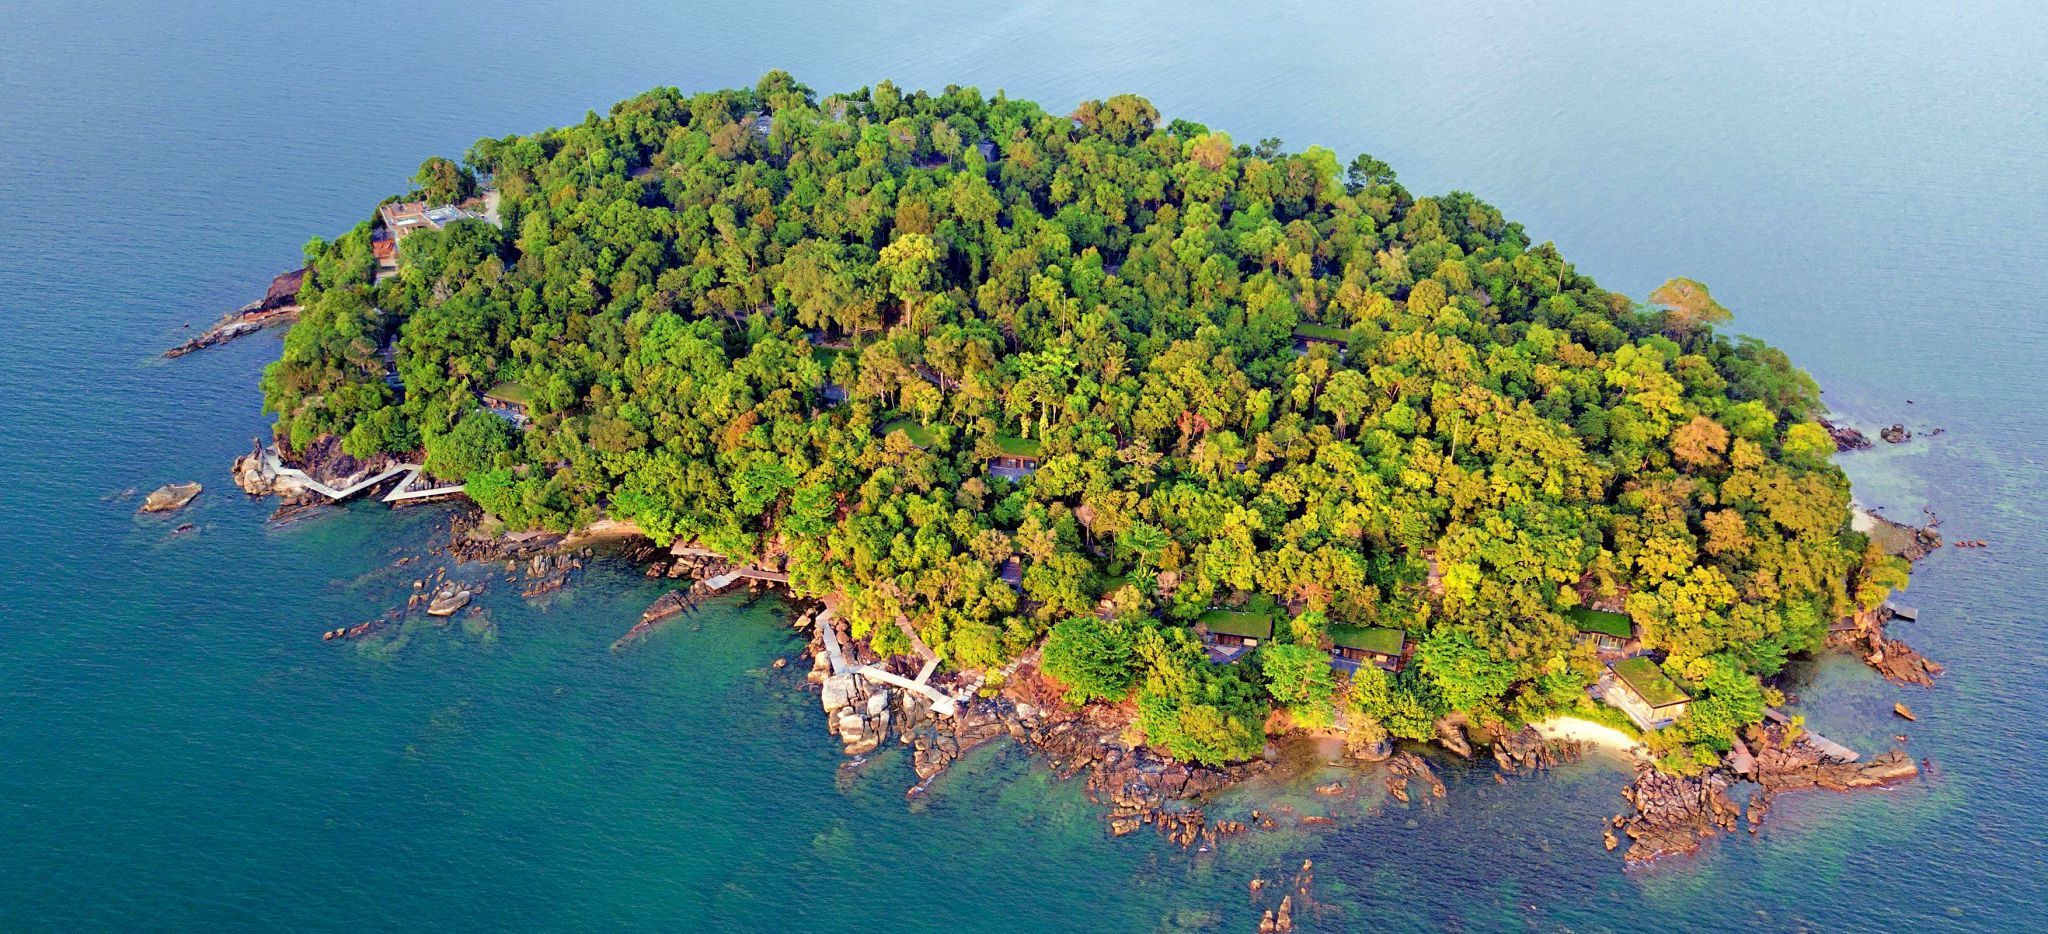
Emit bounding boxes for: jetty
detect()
[611,566,791,650]
[1766,708,1861,762]
[814,607,956,716]
[617,564,960,718]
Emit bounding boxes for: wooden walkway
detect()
[697,567,790,591]
[262,449,464,503]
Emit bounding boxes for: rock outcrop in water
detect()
[1616,721,1917,865]
[1828,603,1945,686]
[424,583,474,617]
[1382,752,1446,804]
[1618,767,1742,864]
[162,267,306,358]
[1818,417,1873,451]
[140,482,202,513]
[1491,725,1584,774]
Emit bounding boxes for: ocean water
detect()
[3,1,2044,929]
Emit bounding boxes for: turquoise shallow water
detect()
[3,1,2045,929]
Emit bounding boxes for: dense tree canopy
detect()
[263,74,1904,768]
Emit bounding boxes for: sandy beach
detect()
[1533,716,1643,755]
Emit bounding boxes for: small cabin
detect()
[976,139,999,163]
[998,556,1024,591]
[1568,607,1635,653]
[988,435,1042,479]
[1197,609,1274,647]
[1292,324,1350,357]
[748,112,774,138]
[481,381,534,428]
[1606,657,1690,730]
[1329,625,1407,673]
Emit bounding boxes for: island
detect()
[233,72,1934,865]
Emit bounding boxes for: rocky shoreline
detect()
[789,600,1269,850]
[1613,721,1919,864]
[230,443,1951,871]
[163,268,305,358]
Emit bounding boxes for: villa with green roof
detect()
[988,434,1042,479]
[1195,607,1274,664]
[1329,624,1407,673]
[481,381,534,428]
[1605,656,1690,730]
[1292,323,1351,356]
[1568,607,1635,654]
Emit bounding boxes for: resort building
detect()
[988,435,1042,480]
[372,233,398,280]
[1196,608,1274,664]
[379,200,481,245]
[376,194,494,278]
[1569,607,1635,654]
[481,381,533,428]
[1604,657,1690,730]
[1329,624,1407,673]
[1291,324,1350,357]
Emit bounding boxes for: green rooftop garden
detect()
[1568,607,1633,639]
[483,381,533,406]
[1329,624,1405,656]
[1612,656,1689,707]
[992,434,1042,458]
[881,419,936,448]
[1197,608,1275,640]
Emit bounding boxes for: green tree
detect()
[413,156,477,205]
[1259,643,1337,728]
[425,412,513,483]
[1041,616,1141,704]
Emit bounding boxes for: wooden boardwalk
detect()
[1765,708,1861,762]
[815,608,956,716]
[261,449,465,503]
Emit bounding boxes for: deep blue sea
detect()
[3,1,2044,929]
